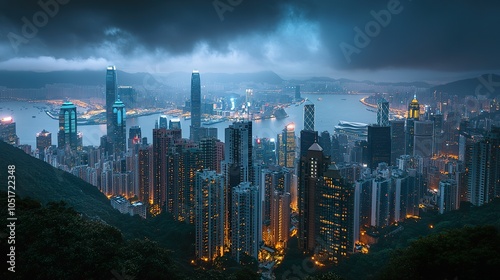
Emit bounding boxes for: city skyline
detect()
[0,1,499,83]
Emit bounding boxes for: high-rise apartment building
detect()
[195,170,225,262]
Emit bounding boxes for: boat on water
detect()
[32,116,36,118]
[317,97,323,101]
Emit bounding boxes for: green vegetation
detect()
[0,195,183,279]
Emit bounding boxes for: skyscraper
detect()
[112,98,126,156]
[367,125,391,169]
[169,117,181,130]
[128,126,142,152]
[138,145,151,204]
[295,85,301,100]
[231,182,262,263]
[390,120,405,165]
[270,191,291,248]
[298,143,330,253]
[377,98,390,127]
[36,129,52,151]
[190,70,201,142]
[304,99,315,131]
[277,123,296,168]
[413,120,434,158]
[106,66,117,140]
[222,121,253,247]
[0,117,19,145]
[36,129,51,159]
[159,115,168,129]
[405,95,420,155]
[467,127,500,206]
[195,170,225,262]
[151,128,168,215]
[316,166,354,263]
[57,101,78,151]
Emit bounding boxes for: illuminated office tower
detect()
[0,117,19,145]
[298,143,330,253]
[195,170,225,262]
[254,137,276,167]
[277,123,296,168]
[222,121,253,247]
[270,191,290,248]
[106,66,117,140]
[190,70,201,142]
[377,98,390,127]
[316,167,354,263]
[36,129,52,151]
[36,129,51,159]
[231,182,262,263]
[57,101,78,151]
[159,115,168,129]
[111,98,126,156]
[303,99,315,131]
[405,95,420,155]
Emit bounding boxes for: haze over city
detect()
[2,1,500,280]
[1,0,500,83]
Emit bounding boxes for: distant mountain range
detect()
[430,73,500,97]
[0,70,499,97]
[0,70,284,88]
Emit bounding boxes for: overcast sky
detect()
[1,0,499,83]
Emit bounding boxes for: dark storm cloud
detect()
[0,0,301,57]
[1,0,500,72]
[306,0,500,71]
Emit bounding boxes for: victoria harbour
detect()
[0,93,375,148]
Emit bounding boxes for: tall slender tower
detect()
[377,98,390,127]
[190,70,201,142]
[106,66,117,140]
[112,98,126,156]
[303,99,315,131]
[277,123,296,168]
[405,95,420,155]
[57,101,78,151]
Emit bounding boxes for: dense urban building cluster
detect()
[2,66,500,279]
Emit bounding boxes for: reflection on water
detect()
[0,94,376,147]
